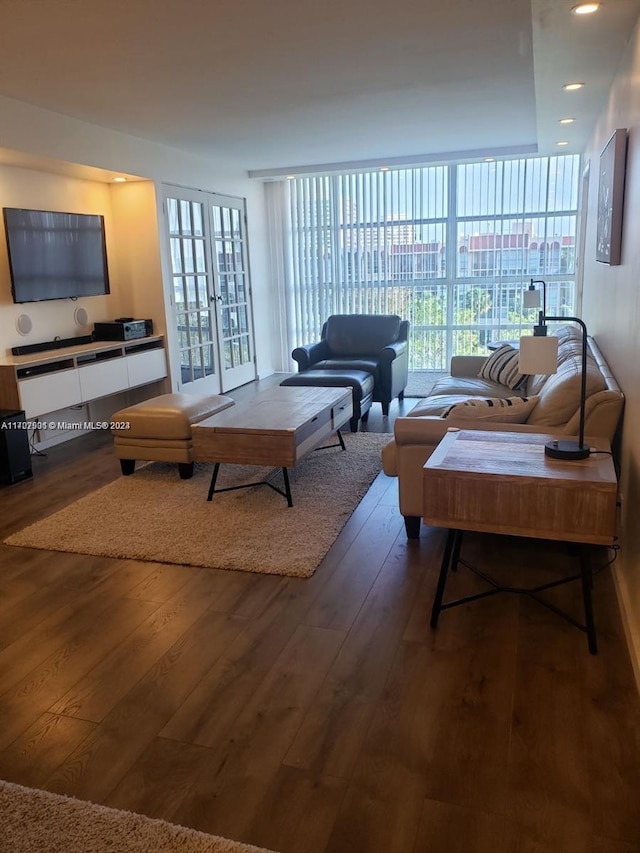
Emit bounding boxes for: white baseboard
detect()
[612,564,640,695]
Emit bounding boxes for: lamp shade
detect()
[523,289,541,310]
[518,334,559,375]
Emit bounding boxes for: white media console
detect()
[0,335,167,420]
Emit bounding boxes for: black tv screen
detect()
[3,207,110,303]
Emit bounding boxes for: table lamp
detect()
[519,280,590,460]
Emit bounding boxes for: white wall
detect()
[108,181,166,334]
[0,94,275,377]
[581,22,640,683]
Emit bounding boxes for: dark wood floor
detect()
[1,376,640,853]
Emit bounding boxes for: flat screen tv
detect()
[3,207,110,303]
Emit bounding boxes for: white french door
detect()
[164,187,256,394]
[210,194,256,389]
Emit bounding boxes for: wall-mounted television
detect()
[3,207,110,303]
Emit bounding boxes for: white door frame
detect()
[160,185,256,395]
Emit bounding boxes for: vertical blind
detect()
[283,155,581,370]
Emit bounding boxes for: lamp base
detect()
[544,440,590,460]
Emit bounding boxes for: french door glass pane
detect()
[241,336,250,362]
[192,346,202,378]
[167,198,179,232]
[238,305,248,333]
[197,276,208,308]
[185,276,197,310]
[195,240,206,273]
[211,202,253,370]
[183,240,194,273]
[212,207,222,236]
[170,238,182,273]
[231,208,241,237]
[179,201,192,234]
[167,197,217,384]
[192,204,204,236]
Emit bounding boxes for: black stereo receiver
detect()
[93,320,151,341]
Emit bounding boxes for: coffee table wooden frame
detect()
[192,386,353,507]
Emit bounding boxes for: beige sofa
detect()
[381,325,624,538]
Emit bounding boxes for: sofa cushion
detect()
[324,314,401,356]
[313,357,379,381]
[442,395,539,424]
[527,357,606,426]
[408,392,508,418]
[526,327,606,426]
[478,344,526,390]
[430,375,513,398]
[524,325,594,397]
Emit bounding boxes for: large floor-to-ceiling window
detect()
[282,155,581,371]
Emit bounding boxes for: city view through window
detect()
[285,155,581,371]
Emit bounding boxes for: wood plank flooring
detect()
[1,376,640,852]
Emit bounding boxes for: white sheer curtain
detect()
[269,156,581,371]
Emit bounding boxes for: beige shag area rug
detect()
[5,432,391,578]
[0,779,278,853]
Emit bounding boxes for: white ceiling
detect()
[0,0,638,178]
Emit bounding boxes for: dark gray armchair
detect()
[291,314,410,415]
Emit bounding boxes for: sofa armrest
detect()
[291,340,330,371]
[393,415,454,447]
[450,355,488,377]
[379,339,408,364]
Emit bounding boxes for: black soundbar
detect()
[11,335,94,357]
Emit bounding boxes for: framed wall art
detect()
[596,128,628,265]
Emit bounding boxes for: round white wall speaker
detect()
[16,314,33,335]
[74,306,89,327]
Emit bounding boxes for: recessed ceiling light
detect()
[571,3,601,15]
[286,175,296,180]
[484,157,495,162]
[112,177,127,183]
[556,141,570,146]
[559,117,576,124]
[563,82,585,91]
[380,166,390,172]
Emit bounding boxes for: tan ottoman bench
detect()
[111,392,234,479]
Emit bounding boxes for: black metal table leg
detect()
[336,428,346,451]
[282,467,293,507]
[430,529,462,628]
[206,463,220,502]
[450,526,462,573]
[579,544,598,655]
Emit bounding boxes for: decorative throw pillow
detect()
[441,395,539,424]
[478,344,526,390]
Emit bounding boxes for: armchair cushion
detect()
[313,356,380,382]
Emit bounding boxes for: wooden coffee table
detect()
[423,429,618,653]
[191,385,353,506]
